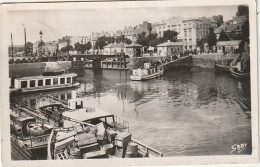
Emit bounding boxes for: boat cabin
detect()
[68,97,88,110]
[62,107,129,131]
[11,115,36,136]
[132,63,161,76]
[14,73,77,90]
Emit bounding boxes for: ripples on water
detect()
[16,69,252,156]
[74,69,252,156]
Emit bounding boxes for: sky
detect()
[7,5,239,45]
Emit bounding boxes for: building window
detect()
[60,78,65,84]
[38,80,43,86]
[45,79,51,86]
[67,77,71,84]
[21,81,27,88]
[189,46,192,49]
[53,78,58,85]
[30,80,35,87]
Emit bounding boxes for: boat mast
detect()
[23,24,27,56]
[11,33,14,58]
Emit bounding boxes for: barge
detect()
[130,63,164,81]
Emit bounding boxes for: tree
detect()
[137,32,149,47]
[162,30,178,42]
[239,20,249,52]
[206,27,217,50]
[94,36,116,49]
[61,45,74,53]
[197,38,207,52]
[219,30,230,41]
[25,42,33,56]
[75,42,92,54]
[229,30,242,40]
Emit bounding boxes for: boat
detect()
[10,73,80,93]
[47,92,163,159]
[10,110,54,160]
[229,67,250,79]
[130,63,164,81]
[101,56,129,70]
[229,52,250,79]
[214,54,230,72]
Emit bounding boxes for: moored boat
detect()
[46,92,163,159]
[214,63,230,72]
[229,52,250,79]
[229,67,250,79]
[10,110,54,160]
[130,63,164,81]
[47,109,163,160]
[11,73,80,94]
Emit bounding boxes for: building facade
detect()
[103,42,129,55]
[157,41,183,56]
[216,40,241,53]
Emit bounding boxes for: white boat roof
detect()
[15,73,77,81]
[62,107,114,122]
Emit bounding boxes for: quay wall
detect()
[9,61,71,78]
[192,54,239,69]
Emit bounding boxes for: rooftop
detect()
[104,42,129,48]
[126,43,142,48]
[157,41,183,47]
[216,40,241,46]
[15,73,77,80]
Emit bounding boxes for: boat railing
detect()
[114,115,129,132]
[131,138,163,157]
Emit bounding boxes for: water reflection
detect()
[75,69,251,156]
[14,69,251,156]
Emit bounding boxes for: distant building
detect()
[232,15,247,24]
[43,41,58,55]
[182,17,217,50]
[125,43,143,58]
[8,45,25,57]
[211,15,224,27]
[214,15,247,39]
[157,41,183,56]
[121,21,152,41]
[214,22,244,39]
[153,17,184,39]
[216,40,241,53]
[103,42,129,55]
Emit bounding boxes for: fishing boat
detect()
[229,52,250,79]
[130,63,164,81]
[47,92,163,159]
[10,110,53,160]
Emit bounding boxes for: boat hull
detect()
[130,70,164,81]
[10,82,80,94]
[230,68,250,79]
[214,64,230,72]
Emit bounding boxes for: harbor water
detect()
[13,69,251,157]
